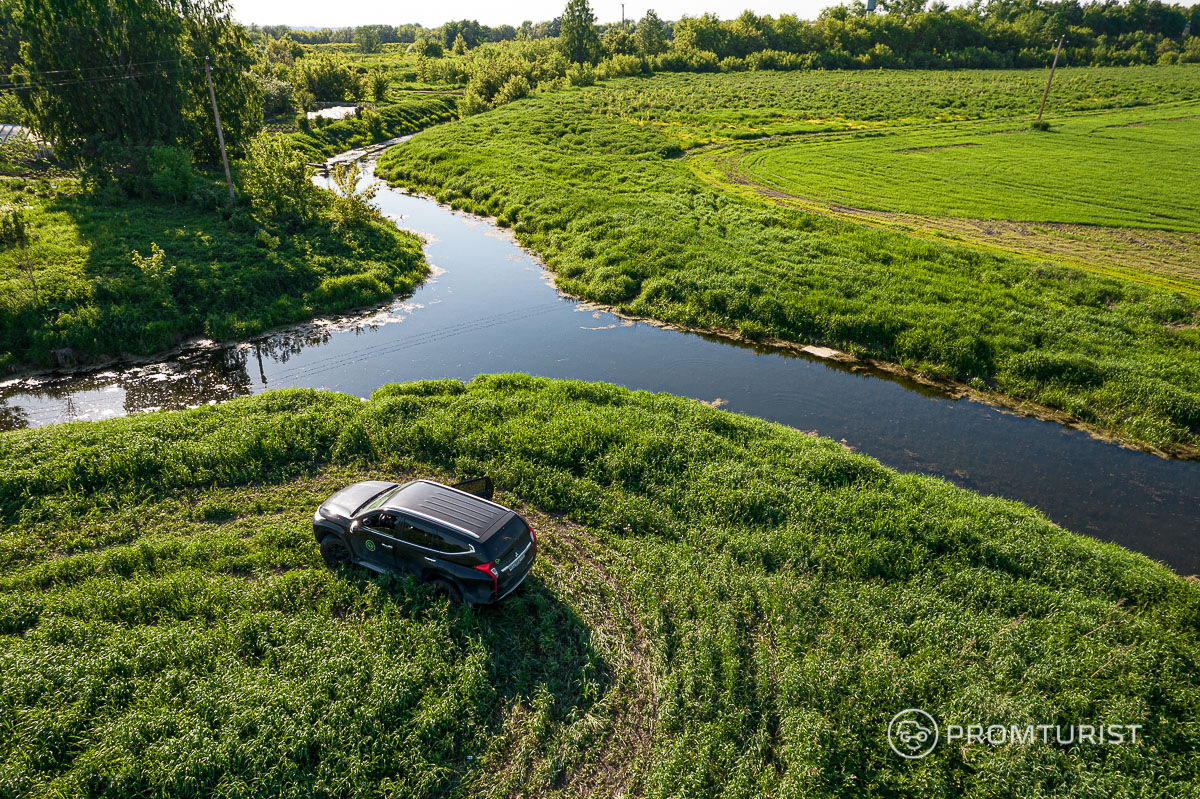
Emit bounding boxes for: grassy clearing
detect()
[376,68,1200,453]
[736,104,1200,232]
[0,177,426,371]
[1,377,1198,796]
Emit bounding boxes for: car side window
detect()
[396,524,439,550]
[432,533,473,555]
[376,512,398,531]
[396,519,472,554]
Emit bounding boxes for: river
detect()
[2,145,1197,574]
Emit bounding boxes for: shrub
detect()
[495,74,531,106]
[327,160,380,231]
[255,73,295,117]
[146,145,194,203]
[238,133,316,227]
[565,63,595,87]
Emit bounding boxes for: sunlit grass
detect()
[376,67,1200,452]
[1,377,1197,796]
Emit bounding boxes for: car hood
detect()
[321,481,397,519]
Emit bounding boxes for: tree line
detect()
[2,0,1198,177]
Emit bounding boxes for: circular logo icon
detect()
[365,539,375,552]
[888,708,939,759]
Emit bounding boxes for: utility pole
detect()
[621,3,625,27]
[205,57,235,201]
[1037,35,1065,124]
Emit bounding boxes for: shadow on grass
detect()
[344,565,612,749]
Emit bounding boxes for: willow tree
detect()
[10,0,259,167]
[560,0,601,64]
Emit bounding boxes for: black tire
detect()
[319,535,352,567]
[428,576,462,603]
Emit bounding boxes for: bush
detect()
[308,272,390,311]
[146,145,194,203]
[565,63,595,87]
[238,133,316,227]
[255,73,295,117]
[495,74,531,106]
[598,54,644,79]
[327,160,380,231]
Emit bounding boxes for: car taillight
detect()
[473,561,498,595]
[528,526,536,543]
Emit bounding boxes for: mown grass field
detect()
[736,104,1200,232]
[375,66,1200,455]
[1,377,1198,797]
[0,177,426,371]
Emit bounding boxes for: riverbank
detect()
[0,173,427,372]
[374,69,1200,456]
[1,377,1197,796]
[279,94,456,160]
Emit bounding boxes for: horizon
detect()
[232,0,1200,32]
[233,0,892,29]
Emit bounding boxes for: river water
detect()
[2,151,1197,574]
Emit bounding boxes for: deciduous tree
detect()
[560,0,601,64]
[11,0,259,166]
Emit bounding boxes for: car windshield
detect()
[358,484,406,514]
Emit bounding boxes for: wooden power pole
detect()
[205,57,235,201]
[1037,36,1065,123]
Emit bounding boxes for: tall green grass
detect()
[0,178,427,370]
[1,377,1198,796]
[375,68,1200,452]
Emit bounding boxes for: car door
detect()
[356,511,405,571]
[393,516,459,576]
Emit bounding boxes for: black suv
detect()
[313,478,536,604]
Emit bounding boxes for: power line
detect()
[0,56,200,84]
[0,63,237,94]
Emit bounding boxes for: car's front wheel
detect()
[319,535,352,567]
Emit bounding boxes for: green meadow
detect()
[588,65,1200,146]
[1,377,1198,796]
[737,104,1200,231]
[376,66,1200,454]
[0,177,426,371]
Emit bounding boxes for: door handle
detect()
[424,556,436,563]
[380,543,393,550]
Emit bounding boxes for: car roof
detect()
[384,480,514,540]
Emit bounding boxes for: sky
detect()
[231,0,844,29]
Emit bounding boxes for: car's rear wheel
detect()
[319,535,352,567]
[428,577,462,603]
